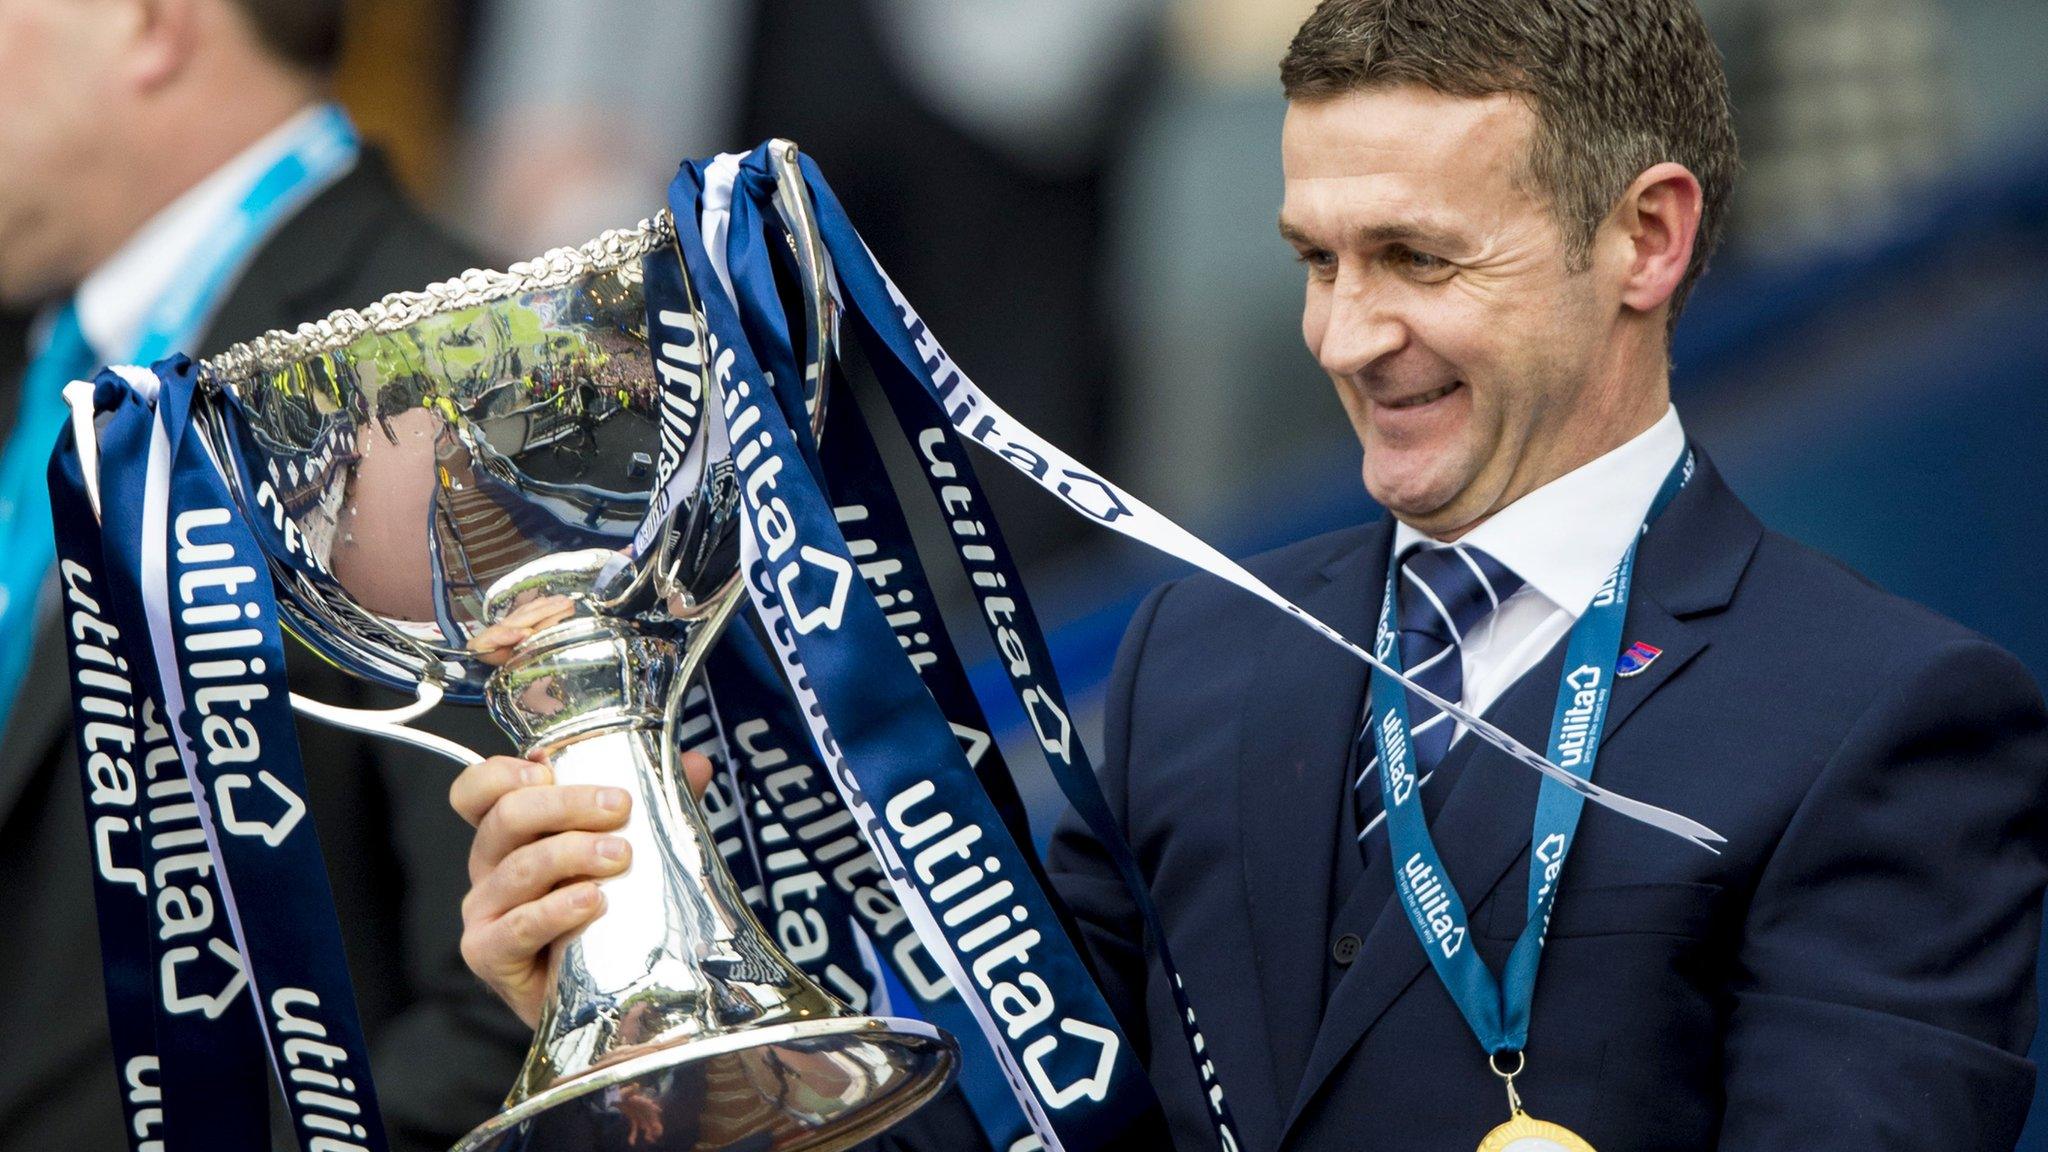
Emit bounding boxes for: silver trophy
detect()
[191,142,958,1151]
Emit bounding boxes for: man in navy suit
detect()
[448,0,2048,1148]
[1034,1,2048,1147]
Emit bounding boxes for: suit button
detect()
[1332,932,1362,965]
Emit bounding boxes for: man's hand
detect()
[448,751,714,1027]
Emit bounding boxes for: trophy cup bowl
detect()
[192,142,958,1152]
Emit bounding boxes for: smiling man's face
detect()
[1281,83,1632,538]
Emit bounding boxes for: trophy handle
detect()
[287,680,483,766]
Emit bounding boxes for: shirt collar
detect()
[1393,404,1686,619]
[73,103,349,363]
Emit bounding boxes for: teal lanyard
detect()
[130,102,360,361]
[1367,448,1693,1055]
[0,104,358,724]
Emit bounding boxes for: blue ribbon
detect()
[1367,449,1695,1057]
[45,106,362,1152]
[668,152,1172,1151]
[784,151,1247,1150]
[672,676,770,912]
[0,306,98,729]
[62,357,392,1152]
[703,630,902,1011]
[51,372,272,1152]
[706,196,1043,1143]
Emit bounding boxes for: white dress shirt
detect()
[1392,404,1688,746]
[72,103,352,363]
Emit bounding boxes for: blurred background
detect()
[5,0,2045,1136]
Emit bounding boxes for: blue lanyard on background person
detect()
[0,305,99,731]
[129,102,359,363]
[1366,449,1693,1088]
[0,103,357,735]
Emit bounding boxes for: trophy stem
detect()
[453,559,955,1152]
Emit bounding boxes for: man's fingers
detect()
[460,881,605,1029]
[463,831,630,927]
[469,784,631,885]
[449,755,550,828]
[679,750,713,802]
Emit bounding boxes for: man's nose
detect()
[1316,277,1407,380]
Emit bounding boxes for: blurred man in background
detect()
[0,0,526,1148]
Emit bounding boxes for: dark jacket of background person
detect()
[1043,449,2048,1151]
[0,150,529,1152]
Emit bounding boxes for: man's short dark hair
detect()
[229,0,346,73]
[1281,0,1738,330]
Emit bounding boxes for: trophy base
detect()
[450,1016,958,1152]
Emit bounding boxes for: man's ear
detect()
[124,0,200,92]
[1611,162,1703,319]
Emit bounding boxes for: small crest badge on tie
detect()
[1614,640,1662,678]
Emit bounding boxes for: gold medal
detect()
[1478,1051,1597,1152]
[1476,1112,1597,1152]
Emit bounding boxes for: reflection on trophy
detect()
[193,141,958,1151]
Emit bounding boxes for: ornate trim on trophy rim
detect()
[200,210,677,382]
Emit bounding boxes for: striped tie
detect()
[1353,543,1524,861]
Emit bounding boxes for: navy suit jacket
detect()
[1043,448,2048,1150]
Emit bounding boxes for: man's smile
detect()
[1378,380,1464,410]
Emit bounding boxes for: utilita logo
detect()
[171,508,306,848]
[884,780,1121,1111]
[717,342,852,635]
[1403,852,1467,959]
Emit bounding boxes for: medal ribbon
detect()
[1367,449,1694,1055]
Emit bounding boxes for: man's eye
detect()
[1296,249,1338,279]
[1387,246,1453,280]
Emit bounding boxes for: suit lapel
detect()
[1279,446,1758,1139]
[1236,518,1391,1111]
